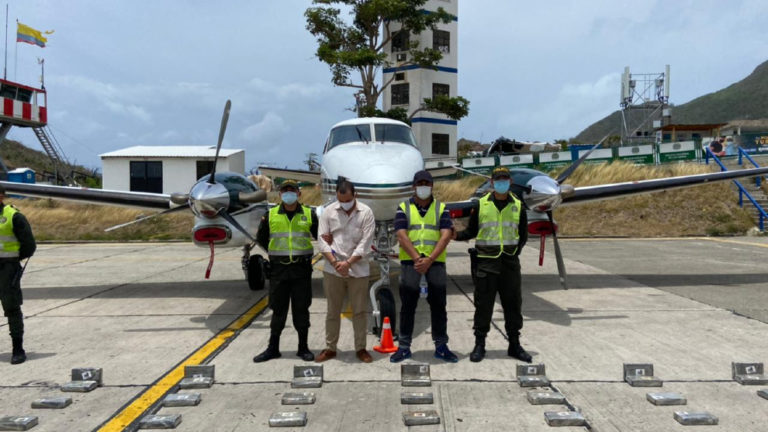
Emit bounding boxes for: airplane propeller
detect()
[525,134,609,290]
[189,99,263,243]
[555,134,610,185]
[208,100,231,185]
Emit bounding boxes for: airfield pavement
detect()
[0,237,767,431]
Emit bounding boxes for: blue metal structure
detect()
[705,147,767,231]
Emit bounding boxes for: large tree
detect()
[305,0,469,121]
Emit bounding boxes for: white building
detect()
[382,0,458,164]
[100,146,245,194]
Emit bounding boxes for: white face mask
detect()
[339,200,355,211]
[415,186,432,200]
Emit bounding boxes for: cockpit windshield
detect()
[327,124,372,150]
[326,123,416,150]
[374,124,417,146]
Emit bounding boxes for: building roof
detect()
[100,146,243,159]
[721,119,768,131]
[658,123,726,132]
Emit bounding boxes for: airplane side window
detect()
[328,125,371,149]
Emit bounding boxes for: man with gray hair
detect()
[315,178,376,363]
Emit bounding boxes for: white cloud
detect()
[240,112,289,144]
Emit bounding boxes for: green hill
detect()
[0,138,100,186]
[575,60,768,142]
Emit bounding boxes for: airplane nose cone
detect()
[189,182,230,218]
[524,175,562,212]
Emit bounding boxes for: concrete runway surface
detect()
[0,237,767,431]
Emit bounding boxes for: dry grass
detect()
[13,199,193,241]
[433,176,487,202]
[9,162,761,241]
[552,161,757,236]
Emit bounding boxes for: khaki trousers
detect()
[323,272,369,351]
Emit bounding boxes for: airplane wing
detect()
[444,166,768,216]
[258,167,321,184]
[562,166,768,206]
[0,181,172,210]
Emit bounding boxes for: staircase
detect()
[32,126,73,184]
[719,154,768,229]
[32,126,66,165]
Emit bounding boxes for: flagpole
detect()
[3,4,7,80]
[13,18,16,80]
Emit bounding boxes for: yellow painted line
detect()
[701,237,768,249]
[96,296,269,432]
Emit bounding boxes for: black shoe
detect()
[508,343,532,363]
[10,349,26,365]
[296,348,314,361]
[469,344,485,363]
[253,347,281,363]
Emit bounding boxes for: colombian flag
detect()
[16,22,53,48]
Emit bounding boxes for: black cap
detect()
[279,179,299,191]
[491,166,511,180]
[412,170,433,184]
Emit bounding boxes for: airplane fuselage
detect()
[319,118,423,221]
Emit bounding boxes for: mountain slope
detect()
[575,60,768,142]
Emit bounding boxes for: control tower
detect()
[382,0,458,166]
[0,78,69,182]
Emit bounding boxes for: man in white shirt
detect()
[315,179,376,363]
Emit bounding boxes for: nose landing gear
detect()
[370,221,398,341]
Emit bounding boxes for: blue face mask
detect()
[493,180,510,194]
[281,191,298,205]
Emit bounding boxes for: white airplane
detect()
[5,104,768,338]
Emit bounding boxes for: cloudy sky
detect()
[6,0,768,171]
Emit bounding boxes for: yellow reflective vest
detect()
[0,205,20,258]
[398,199,447,263]
[267,205,313,261]
[475,193,521,258]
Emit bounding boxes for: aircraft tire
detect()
[247,255,266,291]
[375,288,397,341]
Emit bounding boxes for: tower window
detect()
[432,83,449,99]
[391,83,409,106]
[392,30,410,52]
[432,133,449,155]
[433,30,450,53]
[395,72,405,81]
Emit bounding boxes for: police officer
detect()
[390,170,457,363]
[454,166,531,363]
[0,184,36,365]
[253,180,318,363]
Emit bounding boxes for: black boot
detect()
[296,328,314,361]
[508,340,532,363]
[253,333,281,363]
[469,335,486,363]
[11,336,26,365]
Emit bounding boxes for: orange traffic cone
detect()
[373,316,398,353]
